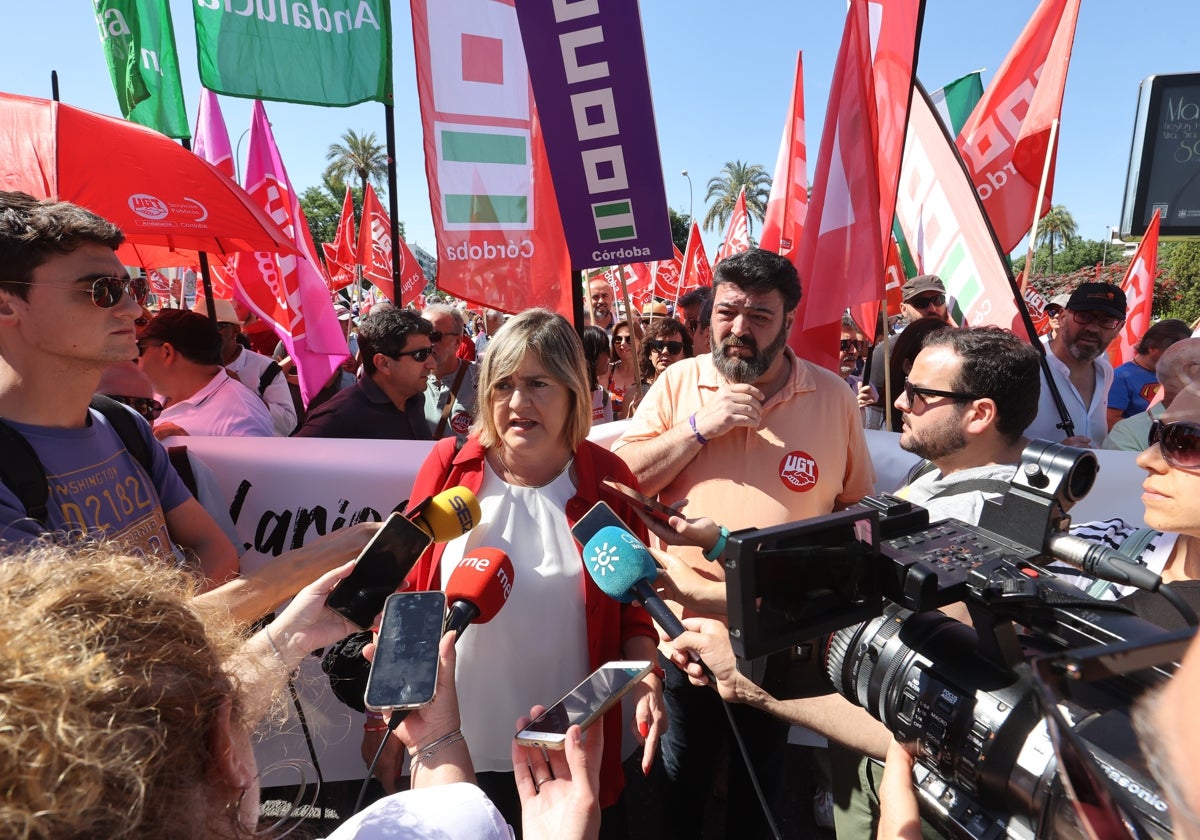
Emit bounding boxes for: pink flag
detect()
[1110,209,1161,367]
[323,187,358,292]
[232,101,347,406]
[192,89,234,182]
[957,0,1081,252]
[720,187,752,260]
[792,0,883,368]
[760,53,808,263]
[681,221,713,289]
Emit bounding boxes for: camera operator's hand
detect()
[663,617,753,703]
[650,548,726,618]
[878,739,922,840]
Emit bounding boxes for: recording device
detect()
[443,547,515,639]
[600,477,678,526]
[724,441,1188,839]
[327,487,480,629]
[363,591,446,711]
[514,661,654,749]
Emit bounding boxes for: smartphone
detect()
[326,512,432,629]
[514,661,654,749]
[600,477,678,526]
[363,591,447,712]
[571,500,631,549]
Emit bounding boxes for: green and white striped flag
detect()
[930,70,984,139]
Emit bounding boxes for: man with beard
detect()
[614,248,874,839]
[1025,282,1127,447]
[586,274,616,333]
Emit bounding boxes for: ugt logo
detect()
[779,451,818,493]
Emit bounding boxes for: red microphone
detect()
[443,548,515,639]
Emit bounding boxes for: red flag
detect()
[1110,209,1161,367]
[323,187,358,292]
[410,0,571,316]
[792,0,883,369]
[357,183,393,293]
[651,245,686,301]
[231,101,347,405]
[396,236,428,309]
[720,187,752,260]
[761,53,808,263]
[1022,276,1052,337]
[957,0,1081,253]
[146,267,172,298]
[681,221,713,289]
[852,234,907,343]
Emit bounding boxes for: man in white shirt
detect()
[195,297,297,436]
[138,309,274,439]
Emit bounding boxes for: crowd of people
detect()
[2,187,1199,840]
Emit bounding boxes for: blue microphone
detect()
[583,525,687,638]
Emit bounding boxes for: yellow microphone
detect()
[408,486,482,542]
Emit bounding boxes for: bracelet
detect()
[688,413,709,446]
[409,728,465,767]
[703,525,730,562]
[364,709,386,721]
[264,629,289,669]
[649,664,666,680]
[363,722,390,733]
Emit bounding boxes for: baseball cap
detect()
[901,275,946,301]
[1046,293,1071,312]
[1066,283,1127,320]
[140,309,223,365]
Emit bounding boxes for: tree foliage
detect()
[669,208,691,253]
[1034,205,1078,273]
[324,129,388,198]
[702,160,770,234]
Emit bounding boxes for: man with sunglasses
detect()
[0,191,237,586]
[1026,282,1128,447]
[422,303,480,439]
[295,306,436,440]
[137,309,274,439]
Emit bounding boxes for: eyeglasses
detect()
[136,339,164,357]
[903,379,979,407]
[1148,419,1200,470]
[907,294,946,310]
[839,339,860,353]
[108,394,164,422]
[1070,310,1125,330]
[6,275,150,308]
[389,346,434,363]
[428,330,462,343]
[612,335,633,345]
[647,340,684,355]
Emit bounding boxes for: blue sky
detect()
[4,1,1197,261]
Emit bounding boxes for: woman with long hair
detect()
[605,319,642,420]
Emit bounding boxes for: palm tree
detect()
[1036,205,1078,274]
[702,161,771,235]
[324,129,388,200]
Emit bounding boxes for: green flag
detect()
[929,70,985,139]
[94,0,190,139]
[194,0,392,107]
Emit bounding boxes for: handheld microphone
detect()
[408,486,482,542]
[1045,532,1164,592]
[443,547,515,639]
[582,525,686,638]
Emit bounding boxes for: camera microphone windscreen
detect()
[583,526,686,638]
[409,486,481,542]
[444,547,515,638]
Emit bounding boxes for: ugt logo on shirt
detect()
[779,451,818,492]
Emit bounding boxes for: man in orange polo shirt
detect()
[615,247,875,838]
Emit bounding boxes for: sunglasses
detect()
[389,346,434,363]
[612,335,633,345]
[840,339,860,352]
[1148,419,1200,470]
[108,394,164,422]
[647,340,684,355]
[6,275,151,308]
[903,379,979,406]
[428,330,462,343]
[908,294,946,310]
[1070,309,1125,330]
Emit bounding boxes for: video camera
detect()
[724,441,1192,839]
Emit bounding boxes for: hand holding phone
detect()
[600,478,678,526]
[364,591,447,711]
[326,512,432,629]
[514,661,653,749]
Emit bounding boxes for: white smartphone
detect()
[514,660,654,749]
[363,591,446,712]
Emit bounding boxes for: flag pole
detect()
[180,137,218,321]
[1019,118,1060,292]
[384,104,402,306]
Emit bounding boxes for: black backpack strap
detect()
[258,361,283,395]
[924,478,1013,500]
[89,395,154,477]
[167,445,199,499]
[0,417,52,527]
